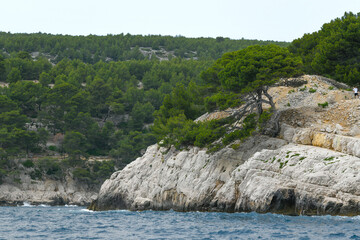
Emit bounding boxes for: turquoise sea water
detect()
[1,204,360,239]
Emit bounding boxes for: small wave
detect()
[115,209,131,212]
[64,204,78,207]
[21,202,33,207]
[39,204,50,207]
[350,215,360,221]
[80,208,94,213]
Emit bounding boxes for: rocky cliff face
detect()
[91,136,287,211]
[90,75,360,215]
[0,172,98,206]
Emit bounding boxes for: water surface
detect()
[1,205,360,239]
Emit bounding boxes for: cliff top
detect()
[198,75,360,138]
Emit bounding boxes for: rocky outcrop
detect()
[0,173,98,206]
[214,144,360,215]
[90,136,287,211]
[90,75,360,215]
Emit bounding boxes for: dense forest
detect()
[289,12,360,85]
[0,32,288,64]
[0,33,288,183]
[0,12,359,183]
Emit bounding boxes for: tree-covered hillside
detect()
[289,12,360,85]
[0,32,289,64]
[1,12,359,184]
[152,12,360,152]
[0,33,290,183]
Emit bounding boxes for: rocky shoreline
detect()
[3,75,360,215]
[89,76,360,215]
[0,173,98,206]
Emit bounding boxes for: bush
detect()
[22,159,34,168]
[318,102,329,108]
[92,160,115,179]
[72,167,91,182]
[48,145,57,151]
[37,157,63,179]
[299,86,307,91]
[30,169,43,180]
[309,88,317,93]
[258,111,273,129]
[194,120,227,148]
[222,113,256,146]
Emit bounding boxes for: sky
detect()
[1,0,360,42]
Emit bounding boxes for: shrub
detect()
[204,92,242,111]
[22,160,34,168]
[194,121,227,148]
[318,102,329,108]
[37,157,63,178]
[222,113,256,146]
[309,88,317,93]
[30,169,43,180]
[73,167,91,182]
[48,145,57,151]
[258,111,273,131]
[92,160,115,179]
[299,86,307,91]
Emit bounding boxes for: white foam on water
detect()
[80,208,94,213]
[21,202,33,207]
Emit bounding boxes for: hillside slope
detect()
[90,75,360,215]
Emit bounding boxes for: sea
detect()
[1,204,360,240]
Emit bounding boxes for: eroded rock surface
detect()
[0,174,98,206]
[91,75,360,215]
[91,136,287,211]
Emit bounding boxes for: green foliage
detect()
[92,160,115,179]
[7,67,21,83]
[9,81,47,117]
[204,92,242,112]
[72,167,91,182]
[318,102,329,108]
[289,12,360,84]
[109,130,156,165]
[299,86,307,91]
[324,156,335,161]
[288,89,295,94]
[0,54,5,80]
[201,45,303,114]
[39,72,52,86]
[22,159,34,168]
[217,45,303,92]
[37,157,63,178]
[222,113,257,146]
[309,88,317,93]
[0,33,292,169]
[0,32,288,64]
[30,169,42,180]
[48,145,57,151]
[63,131,88,160]
[193,120,228,148]
[72,160,115,183]
[258,110,273,131]
[153,112,235,150]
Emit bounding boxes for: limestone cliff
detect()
[90,75,360,215]
[0,172,98,206]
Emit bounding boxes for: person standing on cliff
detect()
[353,86,358,99]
